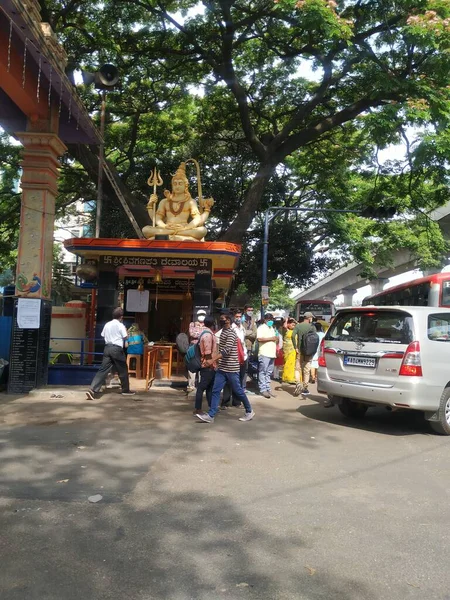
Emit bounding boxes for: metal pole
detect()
[261,210,271,318]
[95,90,106,238]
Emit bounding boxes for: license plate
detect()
[343,356,376,368]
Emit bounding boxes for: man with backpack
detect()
[292,312,319,397]
[193,315,217,414]
[187,309,207,392]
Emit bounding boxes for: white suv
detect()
[317,306,450,434]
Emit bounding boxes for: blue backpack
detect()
[184,331,213,373]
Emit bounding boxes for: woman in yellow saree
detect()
[282,318,297,384]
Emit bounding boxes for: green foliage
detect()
[267,279,296,312]
[2,0,450,289]
[52,244,73,305]
[0,268,14,288]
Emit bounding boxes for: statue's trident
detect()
[147,167,163,225]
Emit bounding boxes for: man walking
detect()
[194,315,217,414]
[196,312,255,423]
[221,309,248,408]
[256,313,278,398]
[292,311,316,396]
[86,307,135,400]
[187,309,207,392]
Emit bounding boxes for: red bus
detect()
[362,272,450,307]
[295,299,336,323]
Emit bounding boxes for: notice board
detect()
[7,298,52,394]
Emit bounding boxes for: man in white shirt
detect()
[257,313,278,399]
[86,307,135,400]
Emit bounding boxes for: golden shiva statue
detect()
[142,159,214,241]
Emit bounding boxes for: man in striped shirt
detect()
[196,312,255,423]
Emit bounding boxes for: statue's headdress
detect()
[171,162,188,183]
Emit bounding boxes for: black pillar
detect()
[95,270,118,358]
[193,261,212,317]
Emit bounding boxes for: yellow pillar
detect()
[14,132,67,298]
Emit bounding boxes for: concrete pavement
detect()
[0,382,449,599]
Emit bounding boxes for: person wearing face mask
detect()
[242,304,257,393]
[221,309,249,408]
[256,313,279,399]
[196,312,255,423]
[187,309,207,392]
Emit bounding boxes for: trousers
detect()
[90,344,130,393]
[195,368,215,411]
[209,370,252,418]
[258,355,275,393]
[295,353,313,388]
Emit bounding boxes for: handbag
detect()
[237,339,246,365]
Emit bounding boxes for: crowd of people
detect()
[85,305,325,424]
[187,305,326,423]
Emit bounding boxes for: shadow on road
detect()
[297,393,434,437]
[1,480,377,600]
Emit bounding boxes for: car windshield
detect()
[327,310,415,345]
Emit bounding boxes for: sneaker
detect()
[186,386,195,393]
[239,410,255,422]
[196,413,214,423]
[220,405,228,411]
[323,398,334,408]
[262,391,271,399]
[246,389,256,395]
[301,388,310,396]
[86,390,96,401]
[293,383,302,397]
[121,391,136,396]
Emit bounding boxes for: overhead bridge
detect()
[293,202,450,306]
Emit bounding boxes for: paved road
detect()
[0,383,449,600]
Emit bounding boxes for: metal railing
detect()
[49,337,104,366]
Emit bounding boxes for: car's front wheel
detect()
[338,398,368,419]
[430,388,450,435]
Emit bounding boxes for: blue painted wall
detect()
[0,316,12,360]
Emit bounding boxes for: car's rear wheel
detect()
[338,398,368,419]
[430,388,450,435]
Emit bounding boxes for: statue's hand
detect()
[201,197,214,211]
[147,194,158,208]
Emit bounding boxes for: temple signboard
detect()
[124,277,192,292]
[100,255,212,271]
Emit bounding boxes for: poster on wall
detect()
[126,290,150,313]
[17,298,41,329]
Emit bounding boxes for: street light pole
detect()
[261,207,360,318]
[95,90,106,238]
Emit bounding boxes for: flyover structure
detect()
[293,202,450,306]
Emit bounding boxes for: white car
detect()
[317,306,450,434]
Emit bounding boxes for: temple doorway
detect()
[148,299,183,343]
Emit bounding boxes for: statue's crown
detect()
[172,162,187,181]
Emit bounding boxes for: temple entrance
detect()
[148,299,183,343]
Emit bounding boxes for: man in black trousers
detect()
[86,307,135,400]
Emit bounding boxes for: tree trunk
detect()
[66,143,151,231]
[220,162,275,244]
